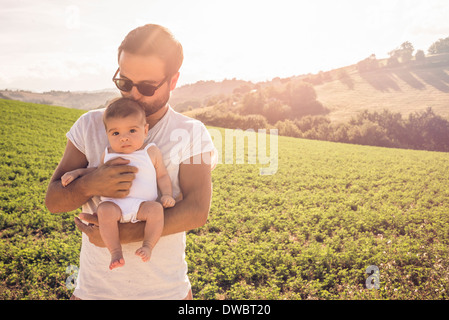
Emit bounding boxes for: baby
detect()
[62,98,175,270]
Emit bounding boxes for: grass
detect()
[1,99,449,299]
[189,134,449,299]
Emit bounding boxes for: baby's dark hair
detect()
[103,98,146,128]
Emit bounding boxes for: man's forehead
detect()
[118,51,166,82]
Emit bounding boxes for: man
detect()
[45,24,217,300]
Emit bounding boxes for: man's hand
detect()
[74,213,105,247]
[46,140,138,213]
[84,157,138,199]
[75,212,147,247]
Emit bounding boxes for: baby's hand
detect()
[161,195,175,208]
[61,172,76,187]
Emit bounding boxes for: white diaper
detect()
[100,197,146,223]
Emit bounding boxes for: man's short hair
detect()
[103,97,146,128]
[118,24,184,77]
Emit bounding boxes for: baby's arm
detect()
[61,151,104,187]
[148,145,175,208]
[61,167,96,187]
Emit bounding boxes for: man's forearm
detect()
[45,176,92,213]
[162,193,210,236]
[118,195,210,244]
[45,139,93,213]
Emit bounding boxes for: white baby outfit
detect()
[100,143,158,223]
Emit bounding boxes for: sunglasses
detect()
[112,68,168,97]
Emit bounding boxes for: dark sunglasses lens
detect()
[137,84,157,97]
[114,79,133,92]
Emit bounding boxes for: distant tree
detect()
[400,41,415,62]
[428,36,449,54]
[387,55,400,67]
[294,115,330,133]
[274,119,302,138]
[350,109,407,146]
[388,41,415,64]
[233,84,252,96]
[287,82,327,118]
[415,50,426,64]
[405,107,449,151]
[287,81,317,104]
[240,91,264,115]
[332,122,350,143]
[262,101,291,125]
[193,109,268,130]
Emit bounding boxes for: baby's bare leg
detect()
[135,201,164,262]
[97,201,124,270]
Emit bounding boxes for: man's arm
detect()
[76,153,213,246]
[45,139,138,213]
[162,154,212,236]
[46,140,92,213]
[61,167,96,187]
[150,145,175,207]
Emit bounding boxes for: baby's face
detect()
[105,113,149,154]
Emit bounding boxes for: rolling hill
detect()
[1,54,448,123]
[315,54,449,122]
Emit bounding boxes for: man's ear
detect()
[169,72,180,91]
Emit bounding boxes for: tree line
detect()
[357,36,449,73]
[193,79,449,153]
[275,107,449,152]
[195,106,449,152]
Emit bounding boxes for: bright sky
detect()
[1,0,449,92]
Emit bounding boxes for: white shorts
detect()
[100,197,146,223]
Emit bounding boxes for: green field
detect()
[1,99,449,299]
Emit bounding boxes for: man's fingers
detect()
[74,215,105,247]
[77,212,99,226]
[104,157,131,166]
[74,216,91,234]
[104,158,138,172]
[113,189,131,198]
[118,172,136,182]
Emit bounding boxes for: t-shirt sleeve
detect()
[66,112,89,155]
[180,120,218,170]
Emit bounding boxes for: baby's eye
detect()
[130,129,137,133]
[112,131,119,136]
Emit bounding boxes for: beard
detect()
[139,85,171,117]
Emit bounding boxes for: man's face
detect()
[117,51,173,117]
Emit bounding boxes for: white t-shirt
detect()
[67,106,217,300]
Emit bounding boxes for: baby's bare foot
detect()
[109,251,125,270]
[135,246,152,262]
